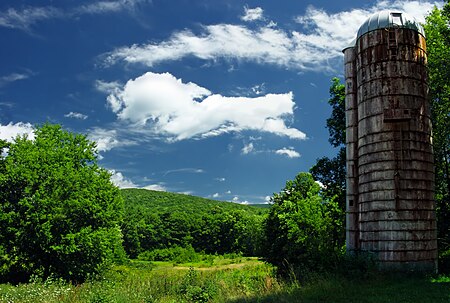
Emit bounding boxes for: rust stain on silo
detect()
[343,11,437,273]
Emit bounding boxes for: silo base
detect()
[377,260,438,274]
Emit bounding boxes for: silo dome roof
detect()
[356,11,425,40]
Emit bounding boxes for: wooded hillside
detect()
[120,188,267,259]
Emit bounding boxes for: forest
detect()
[0,3,449,302]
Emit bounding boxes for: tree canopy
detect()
[120,188,265,259]
[0,124,125,283]
[262,172,343,272]
[424,2,450,271]
[310,78,346,212]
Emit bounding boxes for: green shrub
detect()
[178,268,217,303]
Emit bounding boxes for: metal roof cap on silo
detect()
[356,11,425,40]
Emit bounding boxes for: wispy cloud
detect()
[163,168,205,176]
[103,23,301,69]
[107,72,305,141]
[88,127,137,152]
[241,142,255,155]
[0,72,33,87]
[103,1,440,73]
[75,0,148,15]
[0,0,150,32]
[0,6,63,31]
[94,79,122,94]
[241,6,264,22]
[64,111,88,120]
[275,147,301,158]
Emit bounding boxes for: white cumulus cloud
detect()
[109,170,137,188]
[107,72,305,141]
[0,122,35,142]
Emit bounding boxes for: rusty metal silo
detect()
[343,11,437,272]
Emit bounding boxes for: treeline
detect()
[120,189,266,259]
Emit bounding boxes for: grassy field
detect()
[0,258,449,303]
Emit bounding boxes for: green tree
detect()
[262,172,343,273]
[0,124,125,283]
[310,78,346,210]
[325,77,346,149]
[310,77,346,252]
[424,2,450,271]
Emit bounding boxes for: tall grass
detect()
[0,259,279,303]
[0,259,448,303]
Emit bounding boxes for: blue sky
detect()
[0,0,442,203]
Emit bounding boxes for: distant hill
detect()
[119,188,267,257]
[120,188,268,216]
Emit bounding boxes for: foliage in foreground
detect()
[0,261,448,303]
[0,124,125,283]
[0,259,279,303]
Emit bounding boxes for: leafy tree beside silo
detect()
[309,78,346,252]
[0,124,125,283]
[262,172,343,273]
[424,1,450,272]
[310,77,346,211]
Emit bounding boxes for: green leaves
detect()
[424,3,450,272]
[326,77,346,148]
[262,173,343,272]
[120,189,265,258]
[0,123,125,283]
[309,78,346,247]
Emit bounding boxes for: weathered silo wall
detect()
[344,11,437,272]
[344,45,359,251]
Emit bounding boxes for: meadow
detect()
[1,256,449,303]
